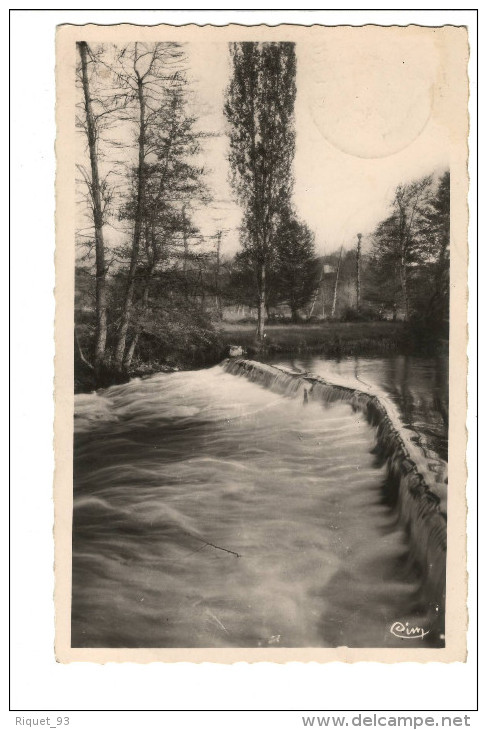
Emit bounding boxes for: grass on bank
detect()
[218,320,408,357]
[75,319,443,393]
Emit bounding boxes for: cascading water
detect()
[72,362,446,649]
[223,360,447,621]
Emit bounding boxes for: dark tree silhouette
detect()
[422,171,450,330]
[226,248,281,313]
[368,171,450,334]
[274,213,318,322]
[119,81,208,368]
[370,175,433,321]
[224,41,297,342]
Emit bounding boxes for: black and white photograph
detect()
[53,21,469,662]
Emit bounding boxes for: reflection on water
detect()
[72,365,442,649]
[269,355,448,462]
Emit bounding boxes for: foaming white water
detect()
[73,365,438,648]
[270,355,449,462]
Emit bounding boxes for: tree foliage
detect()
[368,171,449,327]
[273,213,319,321]
[224,41,297,339]
[75,42,217,387]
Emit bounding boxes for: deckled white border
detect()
[9,7,479,716]
[54,19,468,668]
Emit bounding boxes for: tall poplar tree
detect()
[224,42,297,341]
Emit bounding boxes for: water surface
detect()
[269,355,448,462]
[72,364,439,648]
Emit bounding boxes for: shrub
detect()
[341,306,380,322]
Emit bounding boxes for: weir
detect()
[223,358,447,619]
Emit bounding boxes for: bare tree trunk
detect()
[114,77,146,369]
[75,328,94,371]
[182,204,189,273]
[123,264,154,369]
[356,233,362,312]
[256,263,266,342]
[214,230,223,319]
[429,231,449,318]
[307,285,319,319]
[122,336,139,372]
[78,41,107,371]
[308,251,325,319]
[400,253,410,321]
[331,247,343,318]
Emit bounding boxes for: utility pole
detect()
[182,204,188,274]
[215,230,223,319]
[356,233,362,312]
[308,244,326,319]
[331,246,343,318]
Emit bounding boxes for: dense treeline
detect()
[221,170,449,335]
[369,171,450,331]
[313,172,450,337]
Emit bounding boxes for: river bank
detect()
[74,320,446,393]
[220,320,409,358]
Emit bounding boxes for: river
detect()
[72,356,447,648]
[269,355,448,463]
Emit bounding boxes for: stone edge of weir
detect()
[222,358,447,616]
